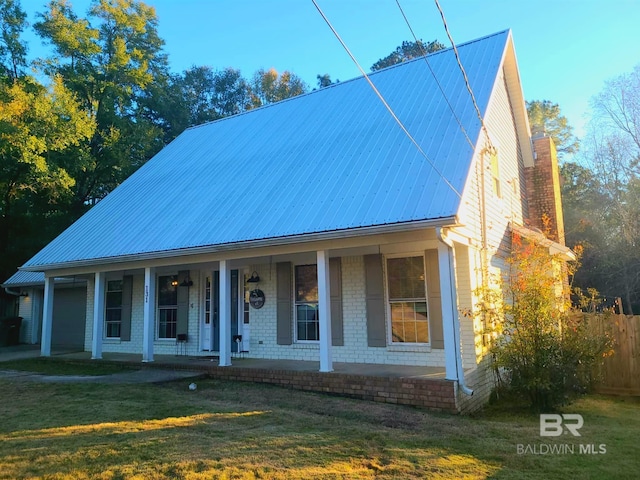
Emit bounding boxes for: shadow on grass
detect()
[0,379,637,479]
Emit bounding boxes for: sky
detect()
[20,0,640,142]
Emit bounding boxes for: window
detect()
[295,264,319,341]
[105,280,123,338]
[387,256,429,344]
[490,151,501,198]
[158,275,178,339]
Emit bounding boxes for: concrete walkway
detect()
[0,345,204,384]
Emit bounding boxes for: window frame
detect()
[104,279,123,339]
[157,274,178,340]
[384,253,431,345]
[293,263,320,343]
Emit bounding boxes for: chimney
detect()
[524,132,566,245]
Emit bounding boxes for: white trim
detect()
[293,263,320,344]
[384,252,431,347]
[142,267,156,362]
[23,217,458,273]
[92,272,105,359]
[219,260,232,366]
[41,276,54,357]
[317,250,333,373]
[156,273,179,340]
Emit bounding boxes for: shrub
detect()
[481,232,613,412]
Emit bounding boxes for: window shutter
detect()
[120,275,133,341]
[276,262,293,345]
[364,254,386,347]
[330,257,343,346]
[425,249,444,348]
[176,270,190,337]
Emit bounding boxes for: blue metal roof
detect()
[22,30,512,270]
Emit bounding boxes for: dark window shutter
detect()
[276,262,292,345]
[176,270,190,337]
[425,249,444,348]
[364,254,386,347]
[330,257,344,346]
[120,275,133,341]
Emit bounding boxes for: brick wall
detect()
[136,360,459,413]
[525,134,566,244]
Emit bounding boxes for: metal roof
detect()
[22,30,513,271]
[1,270,85,287]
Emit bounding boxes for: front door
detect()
[201,273,219,351]
[201,270,239,352]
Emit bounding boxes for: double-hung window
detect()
[387,256,429,344]
[105,280,123,338]
[295,264,319,341]
[158,275,178,339]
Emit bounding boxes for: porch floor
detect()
[55,350,448,380]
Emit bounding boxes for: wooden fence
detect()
[586,314,640,396]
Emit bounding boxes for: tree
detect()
[564,64,640,313]
[526,100,579,156]
[174,66,252,126]
[0,0,28,80]
[370,39,445,71]
[34,0,171,209]
[316,73,336,88]
[250,68,307,106]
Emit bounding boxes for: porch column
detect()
[218,260,232,367]
[40,275,54,357]
[317,250,333,372]
[142,267,156,362]
[91,272,105,359]
[437,243,458,380]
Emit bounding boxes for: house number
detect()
[249,289,265,309]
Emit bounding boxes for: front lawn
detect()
[0,376,637,479]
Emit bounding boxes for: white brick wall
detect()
[77,250,484,369]
[247,255,447,367]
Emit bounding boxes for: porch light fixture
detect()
[20,291,28,297]
[246,271,260,283]
[171,278,179,287]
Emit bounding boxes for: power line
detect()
[394,0,476,151]
[311,0,462,199]
[434,0,495,154]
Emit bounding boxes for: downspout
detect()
[436,227,474,396]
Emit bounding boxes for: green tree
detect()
[316,73,335,88]
[0,0,27,80]
[250,68,307,106]
[526,100,579,156]
[370,39,445,71]
[34,0,171,209]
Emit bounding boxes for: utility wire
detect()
[434,0,496,154]
[395,0,475,151]
[311,0,462,199]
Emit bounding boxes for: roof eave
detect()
[21,217,459,273]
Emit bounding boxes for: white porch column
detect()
[91,272,105,359]
[142,267,156,363]
[40,276,54,357]
[437,243,458,380]
[218,260,232,367]
[317,250,333,372]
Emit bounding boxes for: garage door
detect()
[51,287,87,350]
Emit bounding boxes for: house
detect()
[2,30,572,412]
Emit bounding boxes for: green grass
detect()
[0,376,637,479]
[0,357,132,376]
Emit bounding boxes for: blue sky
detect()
[21,0,640,142]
